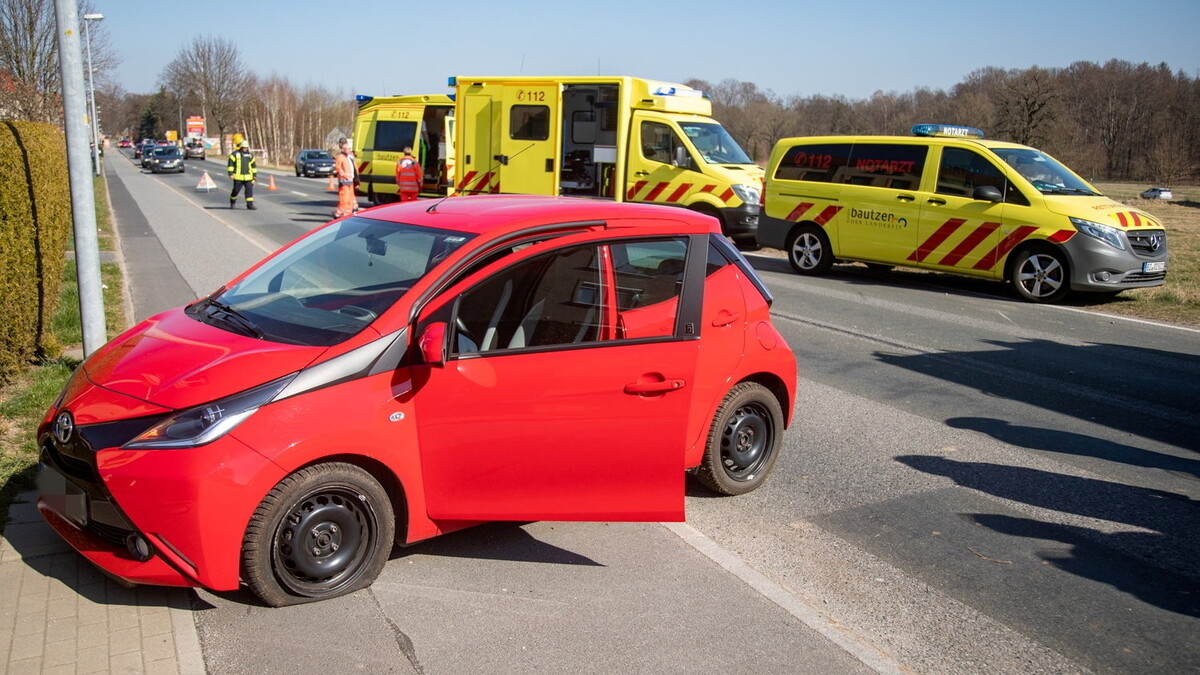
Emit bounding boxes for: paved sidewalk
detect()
[0,493,205,674]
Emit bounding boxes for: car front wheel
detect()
[1010,245,1071,303]
[242,463,395,607]
[695,382,784,495]
[786,226,834,275]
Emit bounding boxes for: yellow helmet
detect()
[238,140,249,149]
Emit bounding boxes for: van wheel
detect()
[695,383,783,496]
[786,226,833,275]
[1011,246,1071,303]
[242,463,394,607]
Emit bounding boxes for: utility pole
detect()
[54,0,107,356]
[82,13,104,176]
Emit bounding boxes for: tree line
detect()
[689,59,1200,184]
[2,1,1196,183]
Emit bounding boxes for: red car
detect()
[37,196,796,606]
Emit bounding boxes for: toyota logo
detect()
[53,411,74,444]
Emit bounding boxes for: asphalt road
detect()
[109,149,1199,673]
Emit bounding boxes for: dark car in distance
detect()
[295,149,335,177]
[150,147,185,173]
[138,143,158,167]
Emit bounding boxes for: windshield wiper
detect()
[193,297,265,339]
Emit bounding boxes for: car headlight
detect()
[124,374,296,449]
[1069,217,1125,250]
[730,183,760,205]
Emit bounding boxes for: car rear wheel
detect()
[242,463,395,607]
[694,382,783,495]
[1010,245,1071,303]
[786,225,834,275]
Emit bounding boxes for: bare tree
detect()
[0,0,116,123]
[160,36,249,155]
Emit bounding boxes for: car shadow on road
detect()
[395,521,602,567]
[895,454,1200,617]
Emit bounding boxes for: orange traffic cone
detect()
[327,174,337,191]
[266,175,278,191]
[195,171,217,192]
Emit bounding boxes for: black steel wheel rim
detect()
[720,402,773,481]
[272,486,376,596]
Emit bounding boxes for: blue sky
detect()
[98,0,1200,101]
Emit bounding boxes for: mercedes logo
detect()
[53,411,74,444]
[1149,233,1164,252]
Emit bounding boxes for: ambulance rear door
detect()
[457,88,500,194]
[498,81,561,196]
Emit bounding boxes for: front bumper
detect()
[1062,229,1168,292]
[36,417,283,591]
[718,202,760,240]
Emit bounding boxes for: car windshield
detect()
[679,121,753,165]
[307,151,332,160]
[196,216,475,346]
[992,147,1099,196]
[155,148,181,157]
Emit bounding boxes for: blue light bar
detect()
[355,94,373,103]
[911,124,985,139]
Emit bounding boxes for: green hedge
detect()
[0,121,71,383]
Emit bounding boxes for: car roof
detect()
[354,195,722,237]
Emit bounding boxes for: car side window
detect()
[937,147,1030,206]
[450,238,688,355]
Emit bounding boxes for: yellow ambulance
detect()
[449,76,763,246]
[757,124,1168,302]
[352,94,455,204]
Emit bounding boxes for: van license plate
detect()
[1143,261,1166,273]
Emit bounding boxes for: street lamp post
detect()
[82,13,103,176]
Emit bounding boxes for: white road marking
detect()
[291,191,309,197]
[663,521,906,675]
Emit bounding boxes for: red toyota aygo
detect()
[38,196,796,606]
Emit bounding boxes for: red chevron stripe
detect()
[626,180,647,201]
[813,205,842,226]
[719,188,734,202]
[645,182,670,201]
[909,218,965,262]
[1131,212,1143,228]
[973,226,1038,270]
[666,183,693,203]
[937,222,999,267]
[1116,212,1129,228]
[786,202,814,222]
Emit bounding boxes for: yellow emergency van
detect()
[353,94,455,204]
[449,76,763,246]
[757,124,1168,303]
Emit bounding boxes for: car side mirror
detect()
[973,185,1003,203]
[418,322,447,366]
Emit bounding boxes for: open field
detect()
[1086,182,1200,328]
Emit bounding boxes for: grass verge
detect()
[0,176,125,532]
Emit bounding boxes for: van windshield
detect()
[679,122,754,165]
[191,217,474,346]
[992,148,1099,196]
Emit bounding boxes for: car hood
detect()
[83,307,326,411]
[1041,195,1163,230]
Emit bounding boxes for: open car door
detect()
[410,231,703,522]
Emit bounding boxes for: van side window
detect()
[510,105,550,141]
[842,143,927,190]
[936,148,1029,206]
[641,122,686,165]
[773,143,852,183]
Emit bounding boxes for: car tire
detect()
[295,168,301,177]
[1010,245,1071,304]
[694,382,783,496]
[242,463,395,607]
[786,225,834,275]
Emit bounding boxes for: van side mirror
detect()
[418,322,447,365]
[674,146,693,170]
[973,185,1003,203]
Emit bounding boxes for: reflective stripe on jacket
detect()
[395,158,422,192]
[227,150,257,181]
